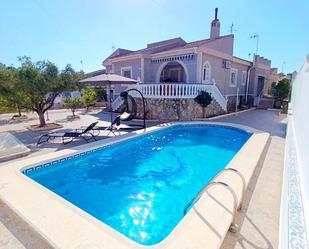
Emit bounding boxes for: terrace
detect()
[126,82,228,111]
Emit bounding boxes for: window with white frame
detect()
[241,71,247,85]
[121,67,132,79]
[230,68,238,87]
[202,61,211,83]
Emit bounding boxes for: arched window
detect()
[202,61,211,83]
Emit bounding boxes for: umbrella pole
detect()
[109,81,113,124]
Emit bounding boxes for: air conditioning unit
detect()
[222,60,231,69]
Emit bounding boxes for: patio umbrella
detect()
[79,73,137,124]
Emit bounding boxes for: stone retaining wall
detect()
[133,98,225,121]
[227,96,249,112]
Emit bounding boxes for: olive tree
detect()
[0,64,28,116]
[15,57,84,127]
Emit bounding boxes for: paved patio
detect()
[218,110,286,249]
[0,109,286,249]
[0,109,112,158]
[0,109,158,165]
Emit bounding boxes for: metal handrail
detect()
[214,168,246,211]
[183,181,239,232]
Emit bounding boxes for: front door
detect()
[170,69,180,82]
[257,76,265,96]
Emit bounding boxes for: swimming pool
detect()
[24,124,251,245]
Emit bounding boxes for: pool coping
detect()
[0,131,31,162]
[0,121,270,249]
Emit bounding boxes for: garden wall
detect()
[133,98,225,121]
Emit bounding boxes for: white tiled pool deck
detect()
[217,110,286,249]
[0,109,286,249]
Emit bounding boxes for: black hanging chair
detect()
[118,92,137,122]
[114,90,146,132]
[93,91,144,136]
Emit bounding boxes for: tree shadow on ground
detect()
[9,129,110,154]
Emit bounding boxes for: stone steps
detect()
[111,96,125,112]
[212,99,225,114]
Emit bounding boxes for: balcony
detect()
[126,83,228,111]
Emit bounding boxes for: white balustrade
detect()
[126,83,227,111]
[206,83,228,111]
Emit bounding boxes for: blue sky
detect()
[1,0,308,74]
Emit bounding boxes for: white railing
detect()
[126,83,227,111]
[128,83,206,99]
[207,83,228,111]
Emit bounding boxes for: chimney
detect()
[210,8,220,39]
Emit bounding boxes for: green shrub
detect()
[95,86,107,102]
[82,87,97,110]
[274,78,291,101]
[0,97,17,114]
[194,91,213,108]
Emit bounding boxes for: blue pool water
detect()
[24,125,251,245]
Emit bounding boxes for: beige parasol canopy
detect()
[79,73,137,124]
[79,73,137,86]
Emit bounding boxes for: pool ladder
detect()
[183,168,246,233]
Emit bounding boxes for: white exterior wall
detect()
[205,35,234,55]
[290,57,309,209]
[280,55,309,248]
[54,91,81,105]
[201,53,249,96]
[111,58,141,81]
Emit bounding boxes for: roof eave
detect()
[103,53,150,66]
[150,47,198,58]
[198,47,252,66]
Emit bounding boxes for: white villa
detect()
[102,8,276,119]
